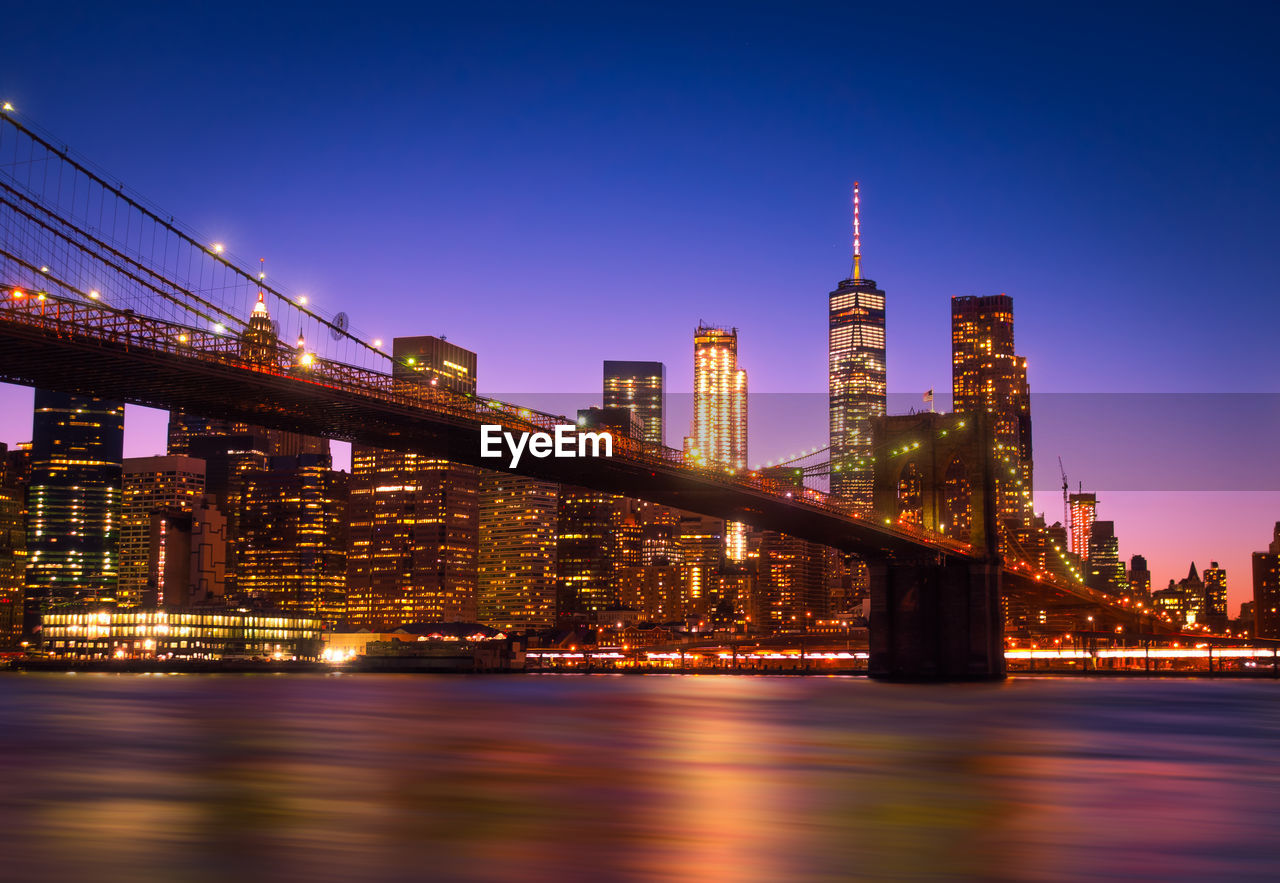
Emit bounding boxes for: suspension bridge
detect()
[0,108,1195,679]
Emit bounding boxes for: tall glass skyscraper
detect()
[828,183,886,507]
[951,293,1033,534]
[603,360,665,446]
[25,390,125,621]
[690,325,747,560]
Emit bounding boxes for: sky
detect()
[0,1,1277,607]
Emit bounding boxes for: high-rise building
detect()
[148,496,228,608]
[393,335,476,393]
[239,453,349,628]
[1068,492,1097,561]
[951,294,1032,535]
[828,182,886,505]
[556,487,620,621]
[1252,523,1280,639]
[1203,562,1228,631]
[478,473,558,631]
[120,456,206,606]
[690,324,747,559]
[347,335,480,630]
[603,361,666,447]
[1086,520,1124,595]
[24,390,124,623]
[0,443,29,647]
[1128,554,1152,598]
[690,325,747,471]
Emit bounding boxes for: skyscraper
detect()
[0,443,28,647]
[1252,523,1280,639]
[239,453,349,628]
[828,183,886,505]
[25,390,124,622]
[478,473,558,631]
[347,335,480,629]
[1128,554,1152,598]
[690,325,747,560]
[603,360,665,446]
[951,294,1032,534]
[1203,562,1228,631]
[120,456,206,606]
[1086,520,1124,595]
[1068,492,1097,561]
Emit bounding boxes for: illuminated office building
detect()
[0,444,29,646]
[147,497,228,608]
[393,335,476,393]
[478,473,558,631]
[238,454,349,629]
[120,456,205,606]
[24,390,124,622]
[1253,524,1280,639]
[951,294,1032,533]
[556,486,620,621]
[690,325,747,559]
[1203,562,1228,631]
[1068,492,1097,561]
[1086,520,1124,595]
[603,360,665,446]
[828,182,886,505]
[347,335,479,630]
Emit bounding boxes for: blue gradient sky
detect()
[1,1,1277,606]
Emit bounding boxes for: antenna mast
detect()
[852,181,861,280]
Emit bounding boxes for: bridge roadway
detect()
[0,291,1158,629]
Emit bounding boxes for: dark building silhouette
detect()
[1253,524,1280,638]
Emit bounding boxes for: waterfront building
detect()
[39,606,322,659]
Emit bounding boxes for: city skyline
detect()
[0,2,1277,610]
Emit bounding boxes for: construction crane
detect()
[1058,456,1069,529]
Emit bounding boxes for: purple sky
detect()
[1,1,1277,609]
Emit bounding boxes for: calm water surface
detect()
[2,673,1278,882]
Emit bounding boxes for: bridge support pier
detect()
[868,558,1005,681]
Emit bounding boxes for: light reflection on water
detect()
[2,674,1279,882]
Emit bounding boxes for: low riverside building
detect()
[39,606,322,660]
[323,621,520,671]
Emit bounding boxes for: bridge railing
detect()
[0,289,1001,565]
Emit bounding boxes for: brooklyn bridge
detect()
[0,109,1199,680]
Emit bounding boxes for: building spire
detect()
[852,181,862,281]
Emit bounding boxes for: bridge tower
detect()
[868,411,1005,680]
